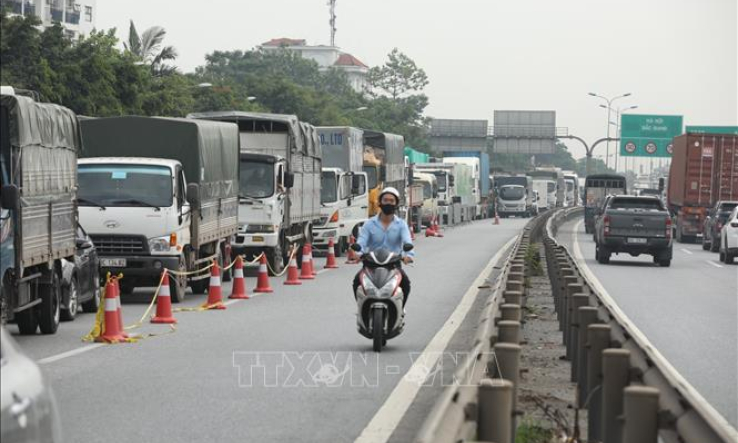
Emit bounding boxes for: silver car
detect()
[0,326,62,442]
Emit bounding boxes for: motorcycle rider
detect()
[353,187,414,306]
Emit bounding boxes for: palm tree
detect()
[124,20,178,76]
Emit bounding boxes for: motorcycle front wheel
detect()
[372,308,384,353]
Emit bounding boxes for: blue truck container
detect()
[442,151,490,196]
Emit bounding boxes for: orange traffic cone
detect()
[228,256,249,299]
[151,270,177,324]
[346,236,359,264]
[494,210,500,225]
[434,218,444,238]
[284,254,302,285]
[306,244,318,276]
[411,226,416,241]
[254,254,274,293]
[299,244,315,280]
[425,222,436,237]
[97,278,127,343]
[203,260,226,309]
[112,279,129,338]
[325,238,339,269]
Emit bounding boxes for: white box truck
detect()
[77,116,240,301]
[313,127,369,255]
[189,112,321,274]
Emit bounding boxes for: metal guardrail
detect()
[414,216,546,443]
[544,207,738,443]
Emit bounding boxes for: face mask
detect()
[380,204,397,215]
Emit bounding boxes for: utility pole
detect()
[328,0,337,47]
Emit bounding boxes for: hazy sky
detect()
[97,0,737,162]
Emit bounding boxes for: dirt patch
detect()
[517,245,587,442]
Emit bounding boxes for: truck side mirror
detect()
[380,166,387,182]
[284,172,295,189]
[0,184,19,210]
[449,176,455,186]
[186,183,200,207]
[658,178,665,192]
[452,196,461,204]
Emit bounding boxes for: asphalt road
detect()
[11,218,527,443]
[556,217,738,428]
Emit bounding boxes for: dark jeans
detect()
[353,267,411,306]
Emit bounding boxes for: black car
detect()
[703,200,738,253]
[60,226,101,321]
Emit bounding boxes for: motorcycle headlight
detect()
[380,274,401,297]
[148,235,174,254]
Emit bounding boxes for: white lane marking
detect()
[681,248,693,255]
[353,235,518,443]
[223,299,241,306]
[706,261,723,268]
[571,220,738,440]
[37,344,105,365]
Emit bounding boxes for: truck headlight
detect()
[148,235,175,254]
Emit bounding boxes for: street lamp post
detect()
[588,92,632,169]
[600,104,638,172]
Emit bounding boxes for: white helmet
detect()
[379,187,401,203]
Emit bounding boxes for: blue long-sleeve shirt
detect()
[357,215,415,257]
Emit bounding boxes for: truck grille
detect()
[90,235,148,255]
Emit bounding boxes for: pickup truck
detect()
[594,196,673,267]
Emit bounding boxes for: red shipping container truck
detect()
[667,133,738,242]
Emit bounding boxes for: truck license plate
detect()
[251,236,264,243]
[101,258,127,267]
[627,238,647,244]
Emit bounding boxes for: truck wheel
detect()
[268,243,285,276]
[38,270,61,334]
[220,247,232,282]
[659,259,671,267]
[727,253,735,265]
[596,246,610,264]
[334,238,345,258]
[170,258,187,303]
[16,306,38,335]
[702,237,710,250]
[710,236,720,253]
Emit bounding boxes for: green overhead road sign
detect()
[620,114,683,157]
[685,125,738,135]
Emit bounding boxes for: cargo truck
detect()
[188,112,322,274]
[363,131,405,217]
[494,175,535,217]
[667,132,738,243]
[413,162,459,225]
[442,151,490,218]
[1,94,79,334]
[412,171,439,226]
[78,116,240,300]
[443,157,481,220]
[313,127,369,254]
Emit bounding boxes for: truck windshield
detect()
[78,164,172,208]
[363,166,378,189]
[435,174,447,192]
[422,182,433,199]
[321,171,338,203]
[547,182,556,193]
[500,186,525,200]
[719,203,738,214]
[566,181,574,192]
[240,161,274,199]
